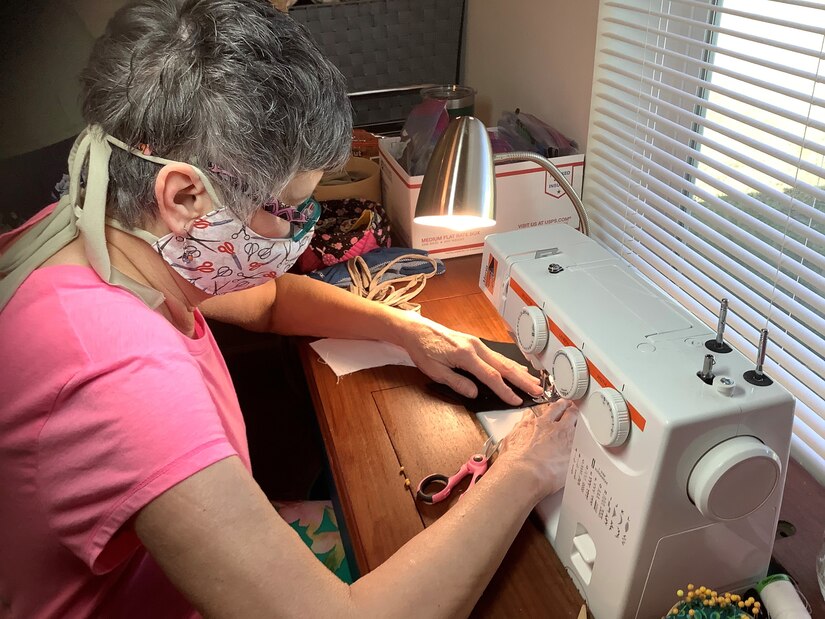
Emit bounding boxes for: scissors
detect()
[416,437,499,504]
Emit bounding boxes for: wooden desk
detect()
[299,255,825,617]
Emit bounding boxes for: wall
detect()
[0,0,129,159]
[464,0,600,149]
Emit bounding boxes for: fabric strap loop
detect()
[345,253,440,313]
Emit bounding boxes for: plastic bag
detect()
[497,109,579,158]
[397,99,450,176]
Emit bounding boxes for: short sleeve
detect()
[37,351,238,574]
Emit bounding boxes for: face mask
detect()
[147,197,319,295]
[104,139,320,296]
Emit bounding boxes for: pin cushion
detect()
[665,584,762,618]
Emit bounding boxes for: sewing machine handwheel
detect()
[688,436,781,521]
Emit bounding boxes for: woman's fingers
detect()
[475,344,543,397]
[450,352,522,406]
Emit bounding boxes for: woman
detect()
[0,1,577,617]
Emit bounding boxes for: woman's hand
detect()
[397,313,543,406]
[498,399,578,501]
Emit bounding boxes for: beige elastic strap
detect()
[0,125,226,312]
[346,254,439,313]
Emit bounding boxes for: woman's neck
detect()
[41,228,206,338]
[105,226,208,337]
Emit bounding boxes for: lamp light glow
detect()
[413,215,496,232]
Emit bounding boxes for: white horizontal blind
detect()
[584,0,825,483]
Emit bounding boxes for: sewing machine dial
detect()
[585,388,630,447]
[552,347,590,400]
[516,306,549,354]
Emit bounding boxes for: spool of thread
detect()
[756,574,810,619]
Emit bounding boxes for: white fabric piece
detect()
[309,338,415,377]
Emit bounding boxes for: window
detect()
[584,0,825,481]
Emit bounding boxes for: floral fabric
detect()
[294,198,390,274]
[272,500,353,583]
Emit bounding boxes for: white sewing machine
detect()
[476,224,795,619]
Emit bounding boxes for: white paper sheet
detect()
[309,338,415,377]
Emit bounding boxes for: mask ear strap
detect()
[68,127,91,208]
[75,129,113,281]
[0,131,95,311]
[103,133,228,212]
[74,127,166,309]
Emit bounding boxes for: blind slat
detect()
[598,60,825,159]
[604,16,824,85]
[598,73,825,195]
[794,414,825,464]
[597,49,825,136]
[590,209,825,414]
[591,104,825,273]
[605,2,825,58]
[603,30,825,110]
[588,179,825,380]
[599,47,825,135]
[663,0,825,35]
[587,156,825,356]
[791,435,825,487]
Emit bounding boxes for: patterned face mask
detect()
[102,138,321,296]
[148,197,319,295]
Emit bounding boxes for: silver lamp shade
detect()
[414,116,497,231]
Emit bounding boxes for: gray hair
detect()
[81,0,352,228]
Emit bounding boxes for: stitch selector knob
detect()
[585,388,630,447]
[552,347,590,400]
[516,306,549,355]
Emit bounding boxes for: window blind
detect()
[584,0,825,482]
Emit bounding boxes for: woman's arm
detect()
[135,401,576,619]
[200,273,542,405]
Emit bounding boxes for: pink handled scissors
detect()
[416,437,499,504]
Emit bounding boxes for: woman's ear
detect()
[154,163,214,235]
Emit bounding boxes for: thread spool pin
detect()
[744,328,773,386]
[705,298,732,353]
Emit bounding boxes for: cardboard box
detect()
[378,136,585,258]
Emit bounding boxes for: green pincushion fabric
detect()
[668,605,751,619]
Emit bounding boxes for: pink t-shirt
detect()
[0,223,251,617]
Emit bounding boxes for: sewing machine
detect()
[476,224,795,619]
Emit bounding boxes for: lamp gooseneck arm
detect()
[493,151,590,237]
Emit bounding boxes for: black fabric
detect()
[426,340,539,413]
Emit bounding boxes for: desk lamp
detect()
[414,116,590,236]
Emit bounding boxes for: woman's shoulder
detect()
[4,265,187,363]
